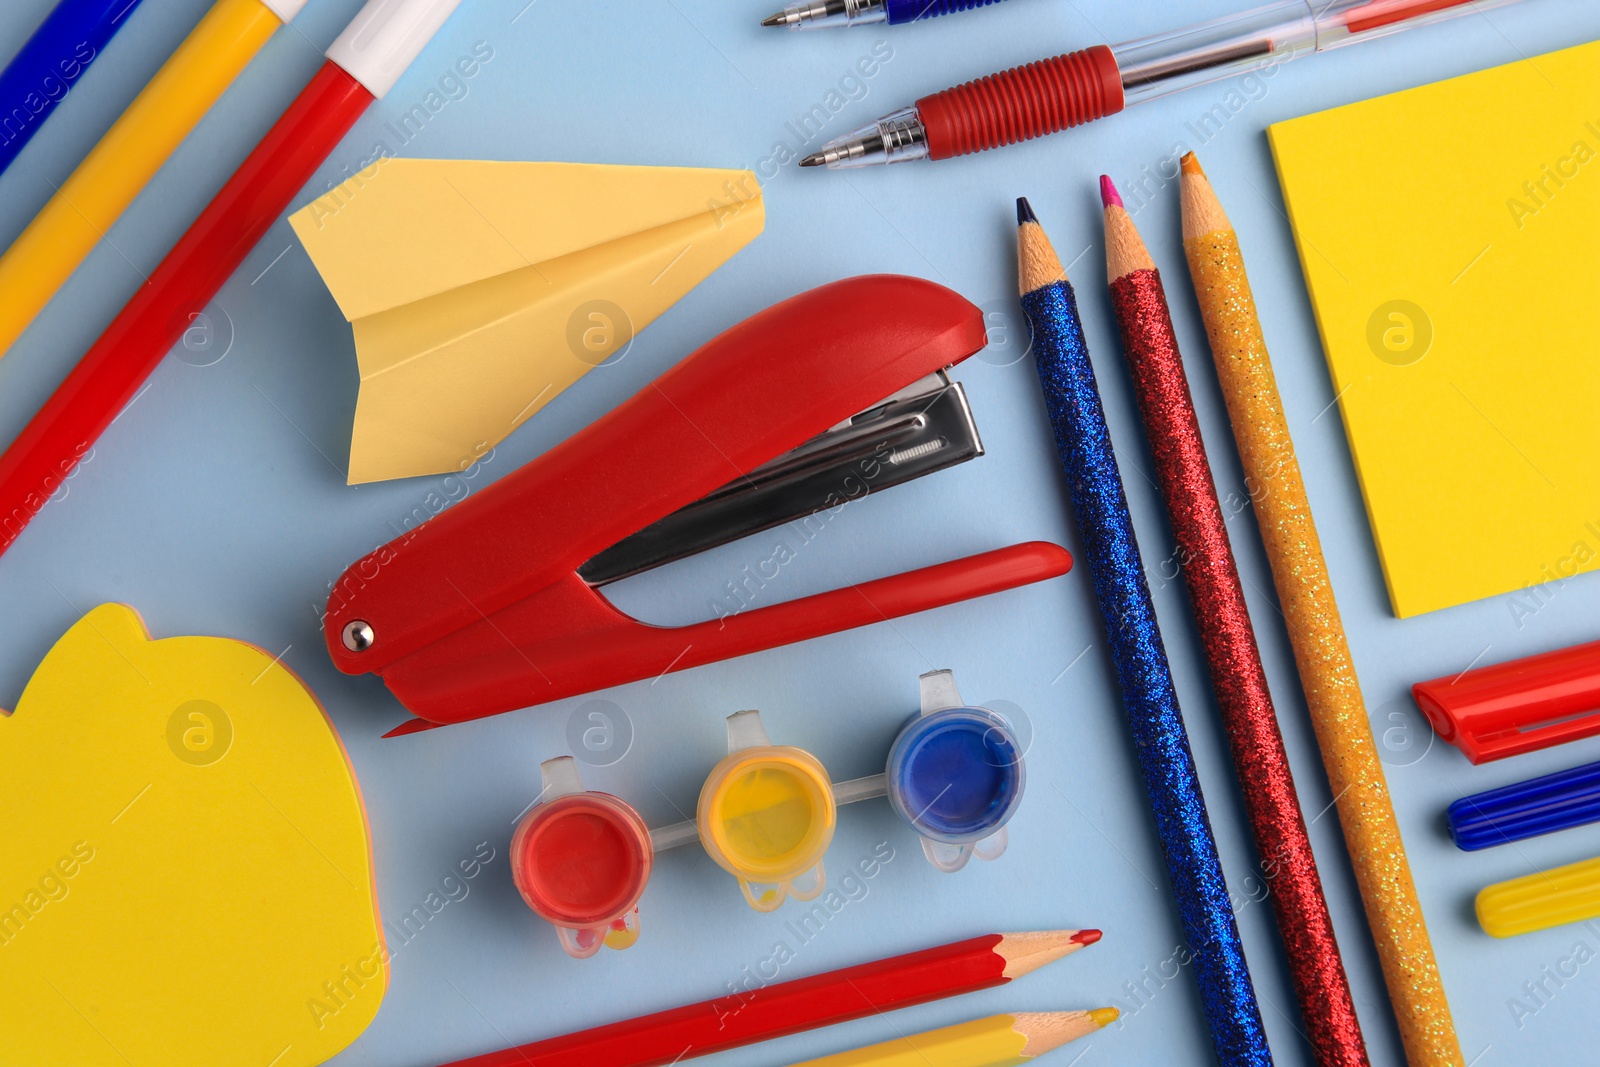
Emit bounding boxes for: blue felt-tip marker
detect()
[0,0,144,176]
[1448,759,1600,851]
[762,0,1007,30]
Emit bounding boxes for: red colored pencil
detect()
[1100,175,1367,1067]
[0,0,464,554]
[437,930,1100,1067]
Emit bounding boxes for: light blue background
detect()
[2,1,1598,1064]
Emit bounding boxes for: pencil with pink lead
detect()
[1100,173,1367,1067]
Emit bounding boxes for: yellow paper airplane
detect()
[290,159,765,484]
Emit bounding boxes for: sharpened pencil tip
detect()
[1180,152,1204,177]
[1071,928,1102,946]
[1099,175,1122,209]
[1089,1007,1120,1028]
[1016,197,1037,225]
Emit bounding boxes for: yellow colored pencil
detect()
[788,1010,1117,1067]
[0,0,300,356]
[1179,152,1460,1066]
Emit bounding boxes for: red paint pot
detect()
[511,788,652,958]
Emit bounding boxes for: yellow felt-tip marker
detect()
[1478,854,1600,938]
[788,1009,1118,1067]
[0,0,308,356]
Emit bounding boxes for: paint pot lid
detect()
[698,748,836,881]
[512,792,653,926]
[887,708,1025,842]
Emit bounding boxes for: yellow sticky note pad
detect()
[0,605,383,1067]
[289,159,764,485]
[1269,40,1600,618]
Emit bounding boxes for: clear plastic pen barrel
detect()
[1115,0,1523,105]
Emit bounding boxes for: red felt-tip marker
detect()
[0,0,466,555]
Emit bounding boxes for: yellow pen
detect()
[0,0,307,356]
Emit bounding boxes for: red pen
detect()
[801,0,1528,167]
[0,0,465,553]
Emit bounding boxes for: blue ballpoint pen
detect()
[0,0,144,176]
[762,0,1007,30]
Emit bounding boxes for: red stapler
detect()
[322,275,1073,734]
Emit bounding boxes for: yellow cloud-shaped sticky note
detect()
[0,605,384,1067]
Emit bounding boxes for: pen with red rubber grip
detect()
[800,0,1524,167]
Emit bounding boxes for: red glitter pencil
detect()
[1099,175,1368,1067]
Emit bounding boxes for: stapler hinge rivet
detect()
[342,620,375,652]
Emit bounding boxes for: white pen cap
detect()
[326,0,465,99]
[259,0,309,20]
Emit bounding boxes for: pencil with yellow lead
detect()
[436,929,1103,1067]
[788,1009,1118,1067]
[1178,151,1461,1067]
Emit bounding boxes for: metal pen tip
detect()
[799,152,827,167]
[760,11,787,26]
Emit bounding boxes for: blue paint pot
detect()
[886,706,1025,871]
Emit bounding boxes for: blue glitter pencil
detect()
[1016,197,1271,1066]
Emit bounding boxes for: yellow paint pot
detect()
[698,711,835,911]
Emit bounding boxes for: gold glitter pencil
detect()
[1178,153,1461,1067]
